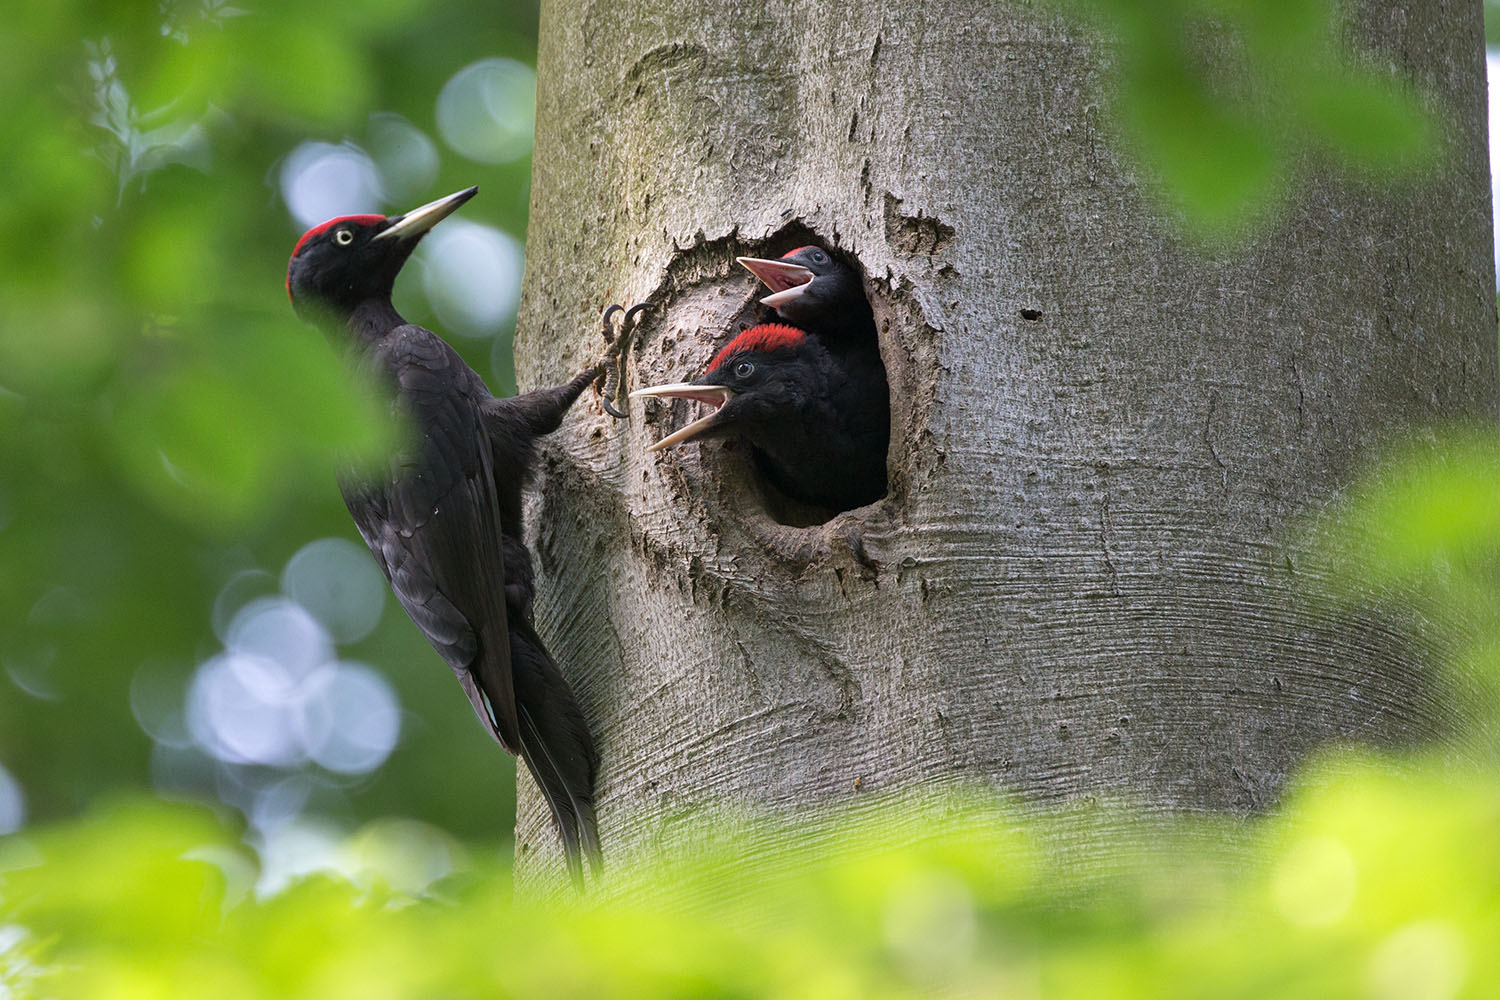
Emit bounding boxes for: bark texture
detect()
[512,0,1498,888]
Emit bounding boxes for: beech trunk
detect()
[511,0,1498,889]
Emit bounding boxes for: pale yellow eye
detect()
[334,229,354,246]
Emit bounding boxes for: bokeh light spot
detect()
[3,645,60,702]
[280,142,383,228]
[251,775,318,834]
[225,597,334,685]
[1271,835,1357,927]
[129,659,193,749]
[281,537,386,644]
[253,818,350,898]
[0,764,25,835]
[180,561,407,835]
[345,818,463,896]
[211,569,277,643]
[1366,920,1469,1000]
[187,653,309,768]
[435,57,536,164]
[367,112,440,206]
[416,220,522,338]
[297,662,401,775]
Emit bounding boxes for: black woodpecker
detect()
[736,245,876,346]
[631,322,888,510]
[286,187,601,885]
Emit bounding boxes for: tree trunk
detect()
[512,0,1497,889]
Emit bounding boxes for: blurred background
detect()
[0,0,1498,895]
[1,0,548,888]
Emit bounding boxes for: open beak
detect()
[737,256,814,309]
[629,383,736,451]
[375,186,479,242]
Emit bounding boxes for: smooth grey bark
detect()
[511,0,1497,888]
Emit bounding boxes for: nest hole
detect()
[710,229,892,527]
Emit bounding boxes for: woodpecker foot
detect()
[596,301,653,419]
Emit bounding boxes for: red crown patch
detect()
[707,323,806,371]
[289,214,386,259]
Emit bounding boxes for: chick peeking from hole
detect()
[634,245,889,514]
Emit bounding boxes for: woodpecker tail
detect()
[510,618,601,887]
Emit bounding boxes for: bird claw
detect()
[596,301,653,419]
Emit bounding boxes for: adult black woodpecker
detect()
[631,323,889,510]
[735,245,876,346]
[286,187,601,884]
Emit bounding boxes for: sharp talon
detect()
[595,300,654,421]
[622,301,653,330]
[601,304,624,345]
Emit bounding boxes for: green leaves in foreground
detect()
[1313,433,1500,589]
[2,757,1497,999]
[1054,0,1436,237]
[1308,432,1500,710]
[104,320,394,529]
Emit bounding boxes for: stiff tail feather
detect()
[511,621,601,888]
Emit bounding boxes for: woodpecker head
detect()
[286,186,477,324]
[735,245,863,329]
[631,323,823,451]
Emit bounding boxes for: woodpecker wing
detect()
[339,325,520,753]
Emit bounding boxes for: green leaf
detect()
[106,318,394,529]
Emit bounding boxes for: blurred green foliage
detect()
[1054,0,1437,237]
[1,749,1497,998]
[1313,434,1500,598]
[0,0,539,834]
[1309,432,1500,745]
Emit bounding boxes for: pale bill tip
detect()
[374,186,478,241]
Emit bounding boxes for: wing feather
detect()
[339,326,518,752]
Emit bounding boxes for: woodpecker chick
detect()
[632,323,888,510]
[736,245,875,345]
[287,187,601,885]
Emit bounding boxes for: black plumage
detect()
[632,245,888,510]
[632,322,889,511]
[736,245,876,347]
[286,188,600,883]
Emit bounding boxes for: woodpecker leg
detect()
[597,305,626,418]
[595,302,653,419]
